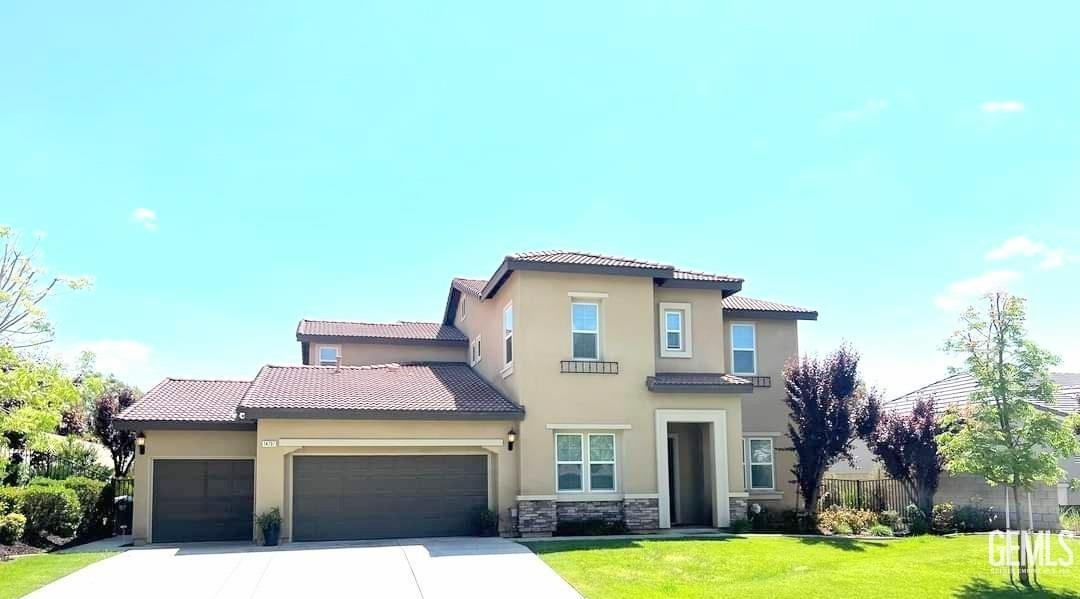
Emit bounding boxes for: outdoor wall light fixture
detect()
[136,432,146,455]
[507,429,517,451]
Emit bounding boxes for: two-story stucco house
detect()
[117,251,816,544]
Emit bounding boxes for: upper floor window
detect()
[459,296,467,321]
[471,335,482,366]
[744,437,775,490]
[317,345,340,366]
[503,303,514,367]
[571,302,600,360]
[555,432,617,492]
[731,323,756,375]
[659,302,692,358]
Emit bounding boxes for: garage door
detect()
[152,459,254,543]
[293,455,488,541]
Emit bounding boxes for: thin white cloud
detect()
[60,339,156,387]
[980,100,1025,113]
[934,270,1020,311]
[986,235,1068,271]
[825,99,889,127]
[131,207,158,231]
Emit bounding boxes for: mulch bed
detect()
[0,534,75,559]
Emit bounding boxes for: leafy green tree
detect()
[938,292,1080,587]
[0,225,91,348]
[0,346,82,476]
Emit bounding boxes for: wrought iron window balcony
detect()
[560,360,619,375]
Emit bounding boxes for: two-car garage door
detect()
[292,455,489,541]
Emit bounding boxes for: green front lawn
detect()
[0,552,116,599]
[526,535,1080,598]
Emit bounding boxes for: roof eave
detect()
[238,407,525,421]
[657,278,743,295]
[295,333,468,347]
[115,419,256,431]
[645,378,752,394]
[723,308,818,321]
[481,257,677,299]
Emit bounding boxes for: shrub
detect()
[817,505,877,534]
[555,518,629,536]
[730,518,752,534]
[931,503,956,533]
[833,522,853,535]
[904,504,929,535]
[954,503,998,532]
[1060,507,1079,533]
[473,508,499,536]
[0,513,26,544]
[878,510,900,530]
[0,487,23,514]
[21,484,80,539]
[61,477,108,538]
[867,523,894,537]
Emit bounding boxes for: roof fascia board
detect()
[115,419,256,431]
[295,334,468,347]
[722,309,818,321]
[239,407,525,421]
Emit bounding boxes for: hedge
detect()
[20,484,81,539]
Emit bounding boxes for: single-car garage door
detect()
[293,455,488,541]
[152,459,254,543]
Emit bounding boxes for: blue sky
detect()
[3,2,1078,396]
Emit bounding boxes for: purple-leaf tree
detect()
[92,383,141,477]
[865,397,943,518]
[784,345,879,512]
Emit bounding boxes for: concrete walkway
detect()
[28,537,581,599]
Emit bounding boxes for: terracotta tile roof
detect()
[723,295,817,317]
[240,363,524,417]
[508,250,673,270]
[887,372,1080,416]
[672,269,742,283]
[297,319,467,345]
[646,372,752,393]
[117,379,251,423]
[452,278,487,299]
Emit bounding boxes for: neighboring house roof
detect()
[646,372,752,394]
[116,378,255,430]
[296,319,468,346]
[723,295,818,320]
[886,372,1080,417]
[239,363,524,420]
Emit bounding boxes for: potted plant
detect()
[474,508,499,537]
[256,508,282,546]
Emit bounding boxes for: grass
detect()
[526,535,1080,598]
[0,552,116,599]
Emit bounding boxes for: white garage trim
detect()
[655,409,730,529]
[276,438,504,448]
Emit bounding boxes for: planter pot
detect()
[262,524,280,546]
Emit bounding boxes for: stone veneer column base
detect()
[623,498,660,531]
[516,499,556,536]
[728,497,748,525]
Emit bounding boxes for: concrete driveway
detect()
[29,537,581,599]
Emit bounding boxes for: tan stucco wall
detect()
[307,341,466,366]
[130,429,257,544]
[254,418,519,541]
[507,270,747,503]
[654,287,727,373]
[452,276,520,400]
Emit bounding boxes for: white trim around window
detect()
[554,431,618,493]
[502,302,514,373]
[316,344,340,366]
[730,322,757,375]
[471,335,482,366]
[570,301,601,361]
[744,437,775,491]
[659,302,692,358]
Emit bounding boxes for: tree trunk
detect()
[1013,485,1030,587]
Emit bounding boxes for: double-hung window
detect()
[470,335,482,366]
[555,433,617,492]
[503,303,514,367]
[659,302,692,358]
[571,302,600,360]
[730,323,756,375]
[317,345,340,366]
[744,438,775,490]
